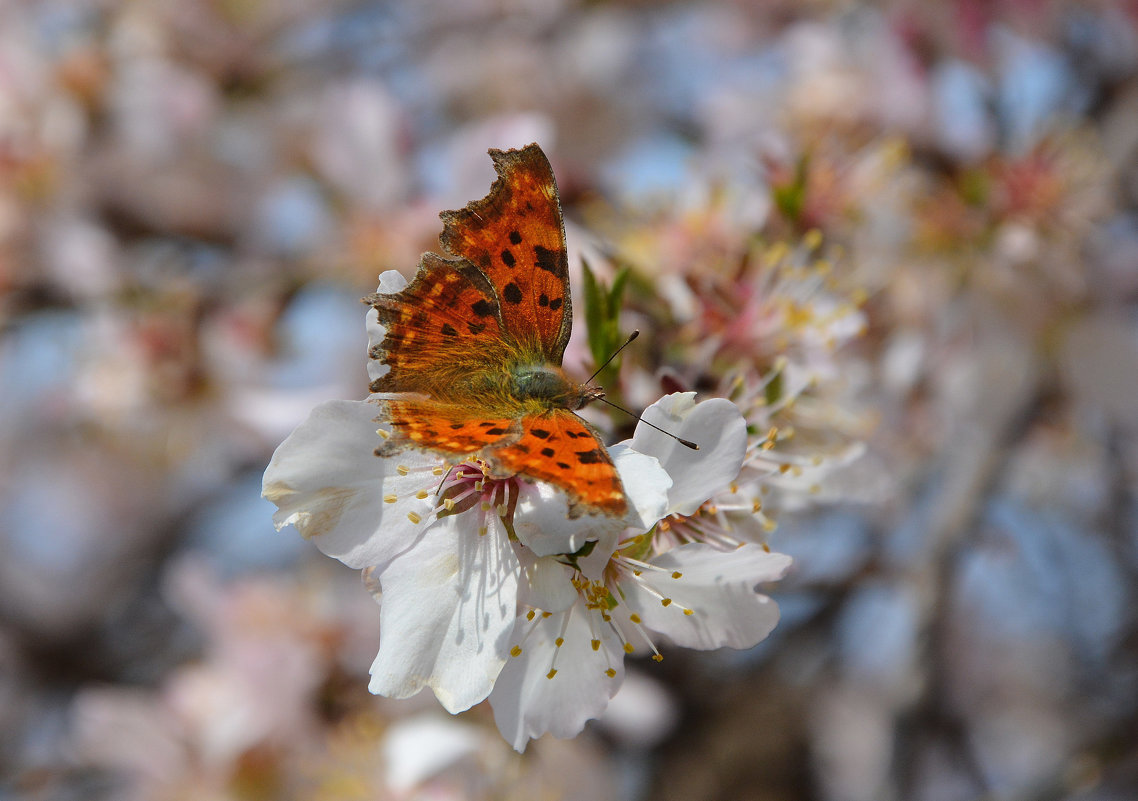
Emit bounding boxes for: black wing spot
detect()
[509,230,522,245]
[471,299,494,317]
[450,422,466,429]
[531,428,551,439]
[548,297,562,311]
[541,447,555,457]
[557,462,571,470]
[467,322,486,335]
[486,427,508,436]
[441,323,458,337]
[501,249,516,268]
[534,245,564,277]
[513,443,530,454]
[478,421,496,428]
[538,293,549,307]
[503,282,523,304]
[576,449,604,464]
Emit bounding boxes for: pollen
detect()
[433,466,444,475]
[671,571,682,579]
[526,610,536,620]
[377,428,390,440]
[555,637,564,647]
[629,613,642,624]
[415,490,428,500]
[443,498,455,511]
[396,464,410,476]
[661,598,672,607]
[652,654,664,663]
[510,645,522,657]
[383,494,397,504]
[591,639,600,651]
[623,643,634,654]
[406,511,421,524]
[546,669,558,680]
[541,611,552,618]
[478,525,488,536]
[605,668,616,678]
[683,608,694,616]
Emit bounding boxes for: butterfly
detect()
[364,144,627,518]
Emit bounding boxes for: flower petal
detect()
[368,515,519,713]
[610,444,671,530]
[262,399,436,569]
[489,601,625,751]
[629,393,747,516]
[622,543,792,650]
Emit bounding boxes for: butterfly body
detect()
[366,144,627,518]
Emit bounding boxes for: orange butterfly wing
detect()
[495,411,626,517]
[367,252,511,397]
[438,145,571,361]
[376,397,520,458]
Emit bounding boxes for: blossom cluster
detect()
[263,270,792,749]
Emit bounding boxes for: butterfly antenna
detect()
[594,395,700,450]
[585,330,640,385]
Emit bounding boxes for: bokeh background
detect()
[3,1,1138,799]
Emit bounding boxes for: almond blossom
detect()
[488,393,792,750]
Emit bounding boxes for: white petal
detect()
[622,543,792,650]
[512,481,623,557]
[489,602,625,751]
[610,444,671,529]
[261,400,436,569]
[382,716,482,793]
[516,550,578,614]
[365,270,408,383]
[368,515,519,713]
[629,393,747,516]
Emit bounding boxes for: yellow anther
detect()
[623,643,634,654]
[605,668,616,678]
[683,609,694,616]
[555,637,564,647]
[661,598,672,607]
[510,645,522,657]
[383,494,398,504]
[406,511,421,525]
[415,490,428,500]
[546,669,557,680]
[629,613,641,624]
[396,464,409,476]
[591,639,600,651]
[671,571,682,579]
[651,653,664,663]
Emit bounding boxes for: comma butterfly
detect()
[365,144,626,518]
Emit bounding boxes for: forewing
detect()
[438,144,572,362]
[488,410,627,518]
[376,397,521,460]
[366,252,507,395]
